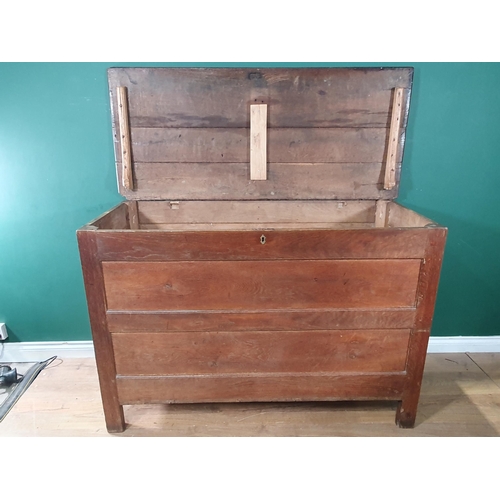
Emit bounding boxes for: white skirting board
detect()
[0,341,95,362]
[0,337,500,362]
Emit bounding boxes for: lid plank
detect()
[118,162,399,201]
[108,67,412,128]
[108,67,413,201]
[125,127,404,164]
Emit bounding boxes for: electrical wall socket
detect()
[0,323,8,341]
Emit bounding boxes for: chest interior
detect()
[87,66,435,231]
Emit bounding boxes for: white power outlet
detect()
[0,323,8,341]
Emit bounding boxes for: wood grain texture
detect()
[467,353,500,385]
[397,330,431,428]
[108,67,413,128]
[250,104,267,180]
[137,200,375,224]
[85,203,129,230]
[116,372,407,405]
[414,228,448,331]
[3,354,500,437]
[95,228,430,261]
[375,200,389,227]
[106,308,417,333]
[387,202,436,228]
[108,67,412,201]
[117,162,399,201]
[75,66,446,432]
[384,88,404,189]
[102,259,421,311]
[112,329,411,375]
[76,231,125,432]
[138,223,374,231]
[117,86,133,190]
[396,227,447,427]
[127,201,139,229]
[128,127,404,164]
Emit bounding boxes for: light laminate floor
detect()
[1,353,499,436]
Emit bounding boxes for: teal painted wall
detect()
[1,62,499,342]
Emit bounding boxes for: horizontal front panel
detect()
[109,67,412,128]
[119,162,399,201]
[107,308,417,332]
[129,128,403,164]
[96,228,430,261]
[102,259,421,311]
[112,329,410,376]
[116,373,407,404]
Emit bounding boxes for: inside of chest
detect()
[91,199,435,231]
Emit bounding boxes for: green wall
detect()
[1,62,499,342]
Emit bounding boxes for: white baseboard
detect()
[427,336,500,353]
[1,336,499,362]
[0,341,95,362]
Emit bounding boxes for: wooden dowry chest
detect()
[77,67,447,432]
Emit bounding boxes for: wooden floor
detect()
[1,352,499,436]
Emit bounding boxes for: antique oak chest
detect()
[77,67,447,432]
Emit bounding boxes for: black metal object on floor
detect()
[0,356,57,423]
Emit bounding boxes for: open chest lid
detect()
[108,67,413,201]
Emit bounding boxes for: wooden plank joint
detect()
[384,88,404,190]
[375,200,389,228]
[250,104,268,180]
[117,86,134,190]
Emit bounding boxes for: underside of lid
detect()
[107,67,413,201]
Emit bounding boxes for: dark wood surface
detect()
[106,308,417,333]
[108,67,412,128]
[116,373,407,405]
[120,162,399,201]
[80,217,446,430]
[414,228,448,331]
[108,67,412,201]
[76,230,125,432]
[75,67,448,431]
[85,203,129,230]
[397,228,447,427]
[96,223,430,260]
[128,127,403,163]
[102,259,421,311]
[112,329,410,375]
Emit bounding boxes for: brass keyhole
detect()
[260,235,266,244]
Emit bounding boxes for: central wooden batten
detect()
[77,67,447,432]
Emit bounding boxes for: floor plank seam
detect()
[465,353,500,390]
[2,354,500,436]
